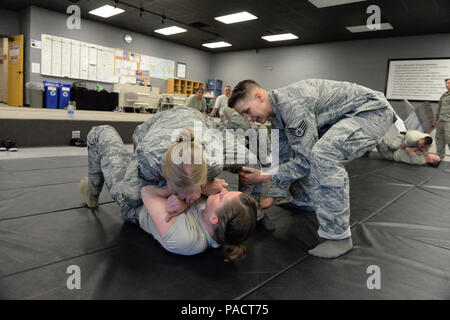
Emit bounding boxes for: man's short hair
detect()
[426,154,441,167]
[228,80,261,108]
[445,78,450,82]
[195,88,204,93]
[224,85,231,89]
[423,136,433,146]
[428,159,441,167]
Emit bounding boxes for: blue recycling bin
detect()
[206,79,222,91]
[58,82,72,109]
[43,81,59,109]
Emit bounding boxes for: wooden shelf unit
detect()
[167,78,205,95]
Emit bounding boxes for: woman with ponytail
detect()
[140,186,257,259]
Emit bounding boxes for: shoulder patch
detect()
[288,120,307,137]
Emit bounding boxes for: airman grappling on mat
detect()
[228,79,402,258]
[377,130,441,167]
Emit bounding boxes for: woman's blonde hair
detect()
[162,129,207,189]
[214,193,257,262]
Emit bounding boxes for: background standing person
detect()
[186,88,207,114]
[433,78,450,159]
[210,85,231,118]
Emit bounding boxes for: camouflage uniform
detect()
[133,107,223,187]
[87,108,262,225]
[376,133,404,161]
[134,106,262,202]
[435,90,450,159]
[87,125,142,224]
[221,106,252,131]
[267,79,396,240]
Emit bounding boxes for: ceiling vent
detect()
[190,22,210,28]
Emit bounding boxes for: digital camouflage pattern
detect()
[436,91,450,159]
[87,125,142,223]
[267,79,396,239]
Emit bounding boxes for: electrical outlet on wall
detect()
[72,131,80,139]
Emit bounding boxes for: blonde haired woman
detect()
[132,106,230,215]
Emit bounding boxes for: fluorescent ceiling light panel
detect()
[89,5,125,18]
[309,0,367,8]
[214,11,257,24]
[346,23,394,33]
[202,41,232,48]
[154,26,187,35]
[261,33,299,42]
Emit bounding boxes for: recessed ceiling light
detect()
[308,0,367,8]
[261,33,299,42]
[202,41,232,48]
[89,5,125,18]
[346,23,394,33]
[154,26,187,35]
[214,11,257,24]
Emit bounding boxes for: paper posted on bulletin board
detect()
[114,49,150,85]
[40,34,116,83]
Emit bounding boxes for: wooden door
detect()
[7,34,24,106]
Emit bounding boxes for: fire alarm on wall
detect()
[269,66,273,71]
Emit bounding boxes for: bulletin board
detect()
[114,49,151,85]
[41,34,175,86]
[41,34,115,83]
[385,57,450,102]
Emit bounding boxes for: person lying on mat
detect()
[140,185,257,259]
[377,130,440,167]
[80,125,257,260]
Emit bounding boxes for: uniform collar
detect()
[268,90,285,128]
[198,201,220,248]
[267,90,279,115]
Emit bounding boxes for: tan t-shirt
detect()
[214,95,229,116]
[138,198,219,255]
[393,148,426,165]
[186,95,207,112]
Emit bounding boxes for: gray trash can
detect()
[26,82,44,108]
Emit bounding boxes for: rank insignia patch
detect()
[288,120,307,137]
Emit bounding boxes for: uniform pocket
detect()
[318,176,346,211]
[342,127,376,162]
[319,176,343,188]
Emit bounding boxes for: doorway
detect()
[7,34,24,107]
[0,37,8,104]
